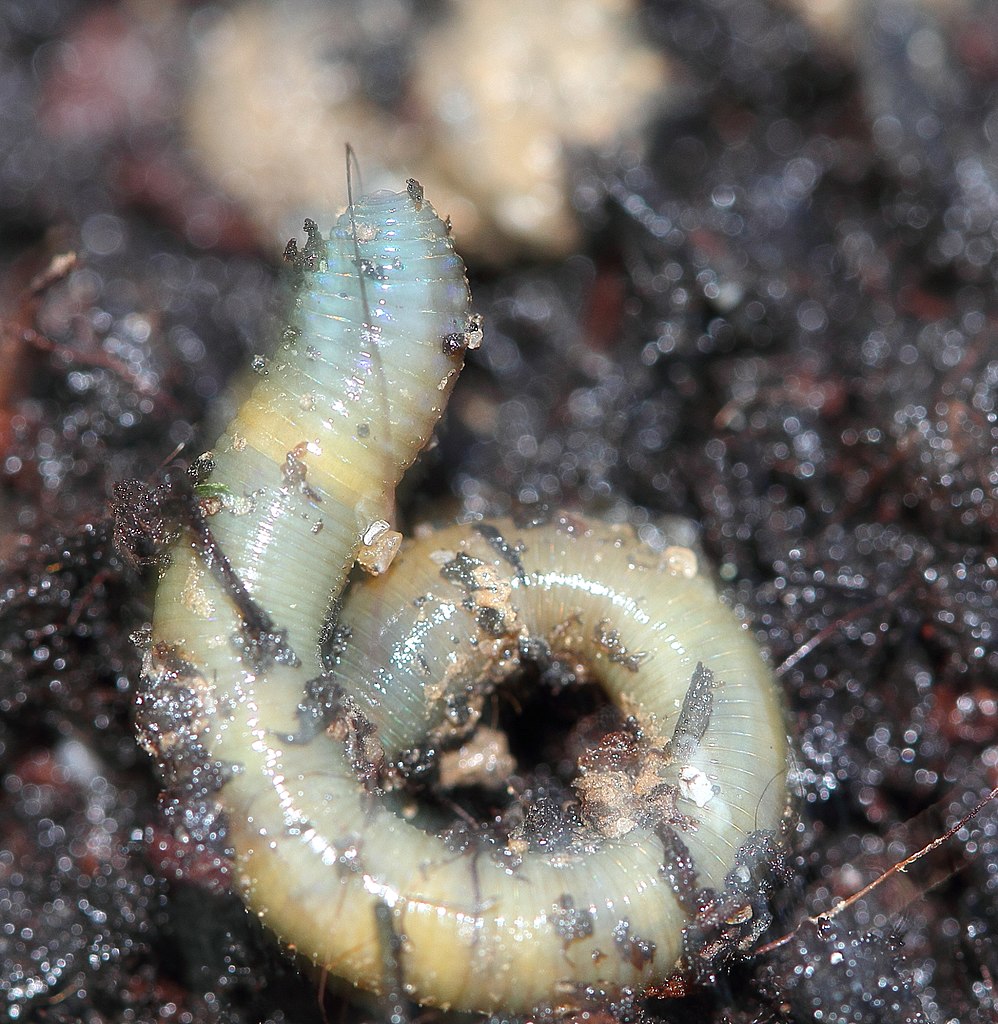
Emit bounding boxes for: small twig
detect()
[775,576,916,677]
[754,783,998,956]
[22,324,158,396]
[67,567,113,627]
[316,965,332,1024]
[27,251,78,297]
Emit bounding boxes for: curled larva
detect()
[139,185,788,1015]
[322,515,789,1009]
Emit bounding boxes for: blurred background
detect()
[0,1,996,1021]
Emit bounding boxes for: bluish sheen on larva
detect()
[140,187,789,1015]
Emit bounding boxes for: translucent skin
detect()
[143,188,788,1014]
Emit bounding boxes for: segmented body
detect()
[141,186,788,1014]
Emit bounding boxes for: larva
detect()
[139,185,789,1014]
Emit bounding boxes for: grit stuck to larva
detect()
[137,185,790,1014]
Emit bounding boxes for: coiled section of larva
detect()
[140,186,787,1016]
[285,514,788,1011]
[333,516,788,893]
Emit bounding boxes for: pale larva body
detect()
[140,186,788,1014]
